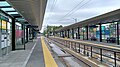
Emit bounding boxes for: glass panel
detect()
[0,1,10,6]
[8,12,18,14]
[15,22,21,26]
[7,22,11,47]
[25,27,27,42]
[80,28,83,40]
[74,28,77,39]
[88,25,99,41]
[70,30,72,38]
[15,23,24,49]
[83,27,87,40]
[16,18,25,21]
[1,8,15,11]
[102,22,117,44]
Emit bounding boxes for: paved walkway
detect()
[0,39,36,67]
[0,36,59,67]
[26,37,45,67]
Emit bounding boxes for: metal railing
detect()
[49,37,120,67]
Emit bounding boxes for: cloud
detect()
[41,0,120,32]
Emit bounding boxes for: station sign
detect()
[2,20,7,30]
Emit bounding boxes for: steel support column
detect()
[62,31,64,38]
[86,26,89,40]
[100,49,102,62]
[99,23,102,42]
[72,28,74,39]
[12,18,15,51]
[78,27,80,39]
[65,30,67,38]
[76,33,77,39]
[79,44,80,53]
[114,52,116,67]
[22,24,25,50]
[84,45,85,55]
[67,29,70,38]
[91,46,92,57]
[60,31,61,37]
[26,27,28,42]
[32,28,34,39]
[117,22,119,45]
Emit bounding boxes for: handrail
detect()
[49,36,120,67]
[50,36,120,53]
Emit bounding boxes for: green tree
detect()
[43,25,63,36]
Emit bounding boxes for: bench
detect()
[91,36,97,41]
[106,37,116,43]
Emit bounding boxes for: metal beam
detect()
[6,10,16,12]
[27,25,38,28]
[0,9,13,18]
[0,0,6,1]
[11,14,22,18]
[23,22,29,24]
[0,6,11,8]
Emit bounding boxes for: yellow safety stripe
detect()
[41,36,58,67]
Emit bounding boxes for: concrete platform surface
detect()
[0,40,36,67]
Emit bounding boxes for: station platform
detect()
[75,39,120,47]
[52,36,120,48]
[0,36,119,67]
[0,36,58,67]
[49,36,120,67]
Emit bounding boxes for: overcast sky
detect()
[41,0,120,32]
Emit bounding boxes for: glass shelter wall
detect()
[29,28,33,40]
[82,27,87,40]
[101,22,117,44]
[15,22,24,49]
[80,28,83,39]
[69,30,72,38]
[74,28,77,39]
[88,25,100,41]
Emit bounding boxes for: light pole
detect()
[73,18,77,23]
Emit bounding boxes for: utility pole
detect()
[73,18,77,23]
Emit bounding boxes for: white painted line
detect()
[22,40,37,67]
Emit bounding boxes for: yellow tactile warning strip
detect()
[41,36,58,67]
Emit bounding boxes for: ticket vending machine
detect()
[0,16,12,57]
[1,20,8,56]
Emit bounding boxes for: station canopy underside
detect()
[3,0,47,30]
